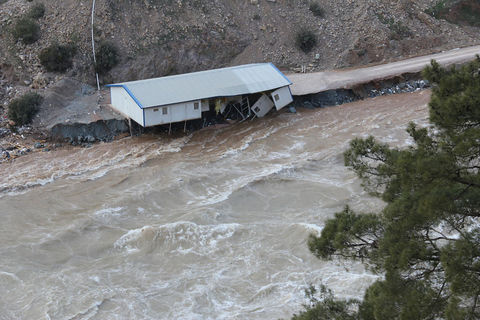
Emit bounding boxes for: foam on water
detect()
[190,164,295,207]
[0,136,186,197]
[296,223,324,236]
[0,92,432,319]
[114,222,241,256]
[221,134,255,157]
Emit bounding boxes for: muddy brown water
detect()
[0,91,431,319]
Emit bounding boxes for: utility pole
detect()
[91,0,100,91]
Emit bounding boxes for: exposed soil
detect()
[1,0,479,90]
[0,0,479,160]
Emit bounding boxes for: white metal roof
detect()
[107,63,292,108]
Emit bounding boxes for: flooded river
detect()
[0,91,430,319]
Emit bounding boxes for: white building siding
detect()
[271,86,293,110]
[144,100,202,126]
[251,94,274,118]
[110,87,144,126]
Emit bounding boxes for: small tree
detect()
[95,41,119,75]
[296,28,317,53]
[309,2,325,17]
[8,92,43,126]
[39,43,76,72]
[11,17,40,44]
[298,57,480,319]
[28,3,45,19]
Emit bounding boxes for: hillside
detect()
[0,0,479,129]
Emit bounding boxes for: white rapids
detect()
[0,91,431,319]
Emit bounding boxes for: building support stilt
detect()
[168,122,172,135]
[128,118,133,137]
[184,120,187,133]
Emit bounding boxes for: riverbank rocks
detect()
[0,128,11,138]
[297,89,357,108]
[51,119,129,144]
[368,79,430,98]
[294,75,431,110]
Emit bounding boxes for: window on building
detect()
[274,94,280,101]
[153,108,159,112]
[254,106,261,113]
[194,102,199,110]
[162,107,168,115]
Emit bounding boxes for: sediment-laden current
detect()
[0,91,430,319]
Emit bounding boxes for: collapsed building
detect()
[106,63,293,128]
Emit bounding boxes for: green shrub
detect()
[39,43,76,72]
[28,2,45,19]
[11,17,40,44]
[295,28,317,53]
[426,0,480,27]
[8,92,43,126]
[425,0,449,17]
[95,41,119,75]
[309,2,324,17]
[458,2,480,27]
[389,21,412,40]
[376,13,412,40]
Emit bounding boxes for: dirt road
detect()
[288,45,480,96]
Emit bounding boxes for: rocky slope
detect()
[0,0,479,141]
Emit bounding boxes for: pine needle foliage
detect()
[298,56,480,320]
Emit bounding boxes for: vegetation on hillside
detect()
[295,57,480,319]
[296,28,317,53]
[11,17,40,44]
[39,43,76,72]
[426,0,480,27]
[27,3,45,20]
[7,92,43,126]
[94,41,119,75]
[376,13,412,40]
[309,2,325,18]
